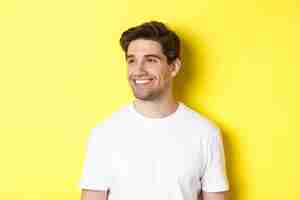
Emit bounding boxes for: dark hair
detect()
[120,21,180,64]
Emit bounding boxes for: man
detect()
[79,21,230,200]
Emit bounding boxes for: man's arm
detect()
[81,189,108,200]
[201,191,228,200]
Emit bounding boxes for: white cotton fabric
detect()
[79,102,229,200]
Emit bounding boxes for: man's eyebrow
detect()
[145,54,162,60]
[125,54,163,60]
[126,54,134,59]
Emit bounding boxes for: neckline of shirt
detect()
[129,101,184,122]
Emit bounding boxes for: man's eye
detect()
[127,59,135,64]
[147,58,157,63]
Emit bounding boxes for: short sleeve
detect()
[79,127,114,191]
[201,128,230,192]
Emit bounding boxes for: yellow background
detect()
[1,0,299,199]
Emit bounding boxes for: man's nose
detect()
[135,60,147,74]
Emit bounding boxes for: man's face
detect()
[126,39,174,101]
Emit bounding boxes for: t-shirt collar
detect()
[129,101,183,122]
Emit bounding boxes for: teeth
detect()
[135,79,151,84]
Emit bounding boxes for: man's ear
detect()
[170,58,182,78]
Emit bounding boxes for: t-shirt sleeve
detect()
[79,127,114,191]
[200,127,230,192]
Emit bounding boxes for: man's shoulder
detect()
[87,103,133,141]
[93,103,132,129]
[180,103,220,137]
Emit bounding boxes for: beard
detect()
[130,85,163,101]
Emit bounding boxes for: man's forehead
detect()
[127,39,163,55]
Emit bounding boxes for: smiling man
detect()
[80,21,230,200]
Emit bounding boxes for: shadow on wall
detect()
[173,34,201,103]
[173,30,243,199]
[220,125,246,199]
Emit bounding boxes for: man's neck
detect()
[133,97,179,119]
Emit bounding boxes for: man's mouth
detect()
[133,78,154,85]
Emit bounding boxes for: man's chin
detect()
[133,92,156,101]
[134,95,153,101]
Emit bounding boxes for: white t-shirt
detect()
[79,102,229,200]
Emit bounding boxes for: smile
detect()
[134,79,154,85]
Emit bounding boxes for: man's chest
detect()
[110,129,205,187]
